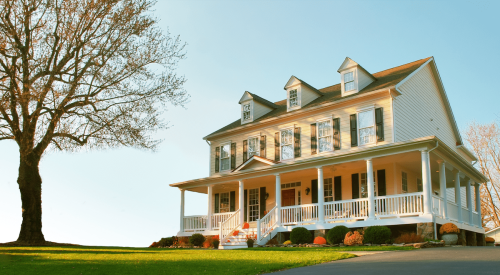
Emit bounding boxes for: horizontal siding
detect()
[253,101,273,120]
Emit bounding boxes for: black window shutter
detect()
[214,193,220,213]
[375,108,384,141]
[244,189,248,222]
[334,176,342,201]
[377,169,386,196]
[350,114,358,147]
[215,146,220,173]
[243,140,248,162]
[260,135,266,158]
[294,127,301,158]
[260,187,266,218]
[333,117,340,150]
[275,132,280,162]
[230,191,236,211]
[311,179,318,204]
[351,174,360,199]
[310,123,317,155]
[230,142,236,170]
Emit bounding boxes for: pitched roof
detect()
[247,92,279,109]
[204,57,432,140]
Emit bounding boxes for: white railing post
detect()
[317,167,325,223]
[275,174,281,226]
[455,171,463,223]
[467,180,473,225]
[239,180,244,226]
[421,150,432,215]
[366,159,375,220]
[180,189,185,232]
[257,219,261,241]
[475,183,482,228]
[218,222,222,242]
[207,185,213,231]
[438,160,448,219]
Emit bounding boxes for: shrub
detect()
[283,240,292,245]
[395,232,424,244]
[149,242,159,248]
[242,222,250,229]
[189,233,205,247]
[486,237,495,243]
[314,236,327,245]
[203,236,213,248]
[266,238,279,245]
[176,237,189,246]
[213,240,220,248]
[326,225,350,244]
[158,237,174,247]
[246,239,255,246]
[290,227,312,244]
[212,235,219,241]
[439,223,460,234]
[344,231,363,246]
[364,226,391,244]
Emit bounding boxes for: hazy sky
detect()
[1,0,499,247]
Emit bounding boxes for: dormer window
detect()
[243,104,251,121]
[344,72,355,91]
[289,89,299,108]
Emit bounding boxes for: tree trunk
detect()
[16,154,45,245]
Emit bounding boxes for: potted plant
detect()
[486,237,495,246]
[439,223,460,245]
[246,234,256,248]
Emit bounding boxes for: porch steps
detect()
[219,228,257,250]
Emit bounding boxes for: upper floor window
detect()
[358,110,375,145]
[344,72,355,91]
[318,120,332,153]
[281,128,294,160]
[289,89,299,108]
[248,136,260,158]
[402,172,408,193]
[242,104,251,121]
[220,144,230,171]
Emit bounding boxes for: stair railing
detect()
[219,209,240,244]
[257,206,278,244]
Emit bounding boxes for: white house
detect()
[486,227,500,243]
[170,57,488,249]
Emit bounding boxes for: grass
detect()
[0,245,413,275]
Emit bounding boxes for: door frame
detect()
[281,181,301,206]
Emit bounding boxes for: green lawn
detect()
[0,246,413,275]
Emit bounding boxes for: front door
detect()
[282,189,296,207]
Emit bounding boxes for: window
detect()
[324,178,333,202]
[281,182,301,189]
[220,192,230,213]
[220,144,230,171]
[402,172,408,193]
[360,172,377,198]
[281,128,294,160]
[248,188,259,221]
[289,89,299,108]
[318,120,333,153]
[417,178,423,192]
[248,136,259,158]
[344,72,354,91]
[242,104,251,121]
[358,110,375,145]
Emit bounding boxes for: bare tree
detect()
[465,121,500,229]
[0,0,188,245]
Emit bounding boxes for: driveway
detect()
[274,247,500,275]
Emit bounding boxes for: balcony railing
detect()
[375,192,423,216]
[183,215,207,232]
[324,198,369,221]
[281,204,319,225]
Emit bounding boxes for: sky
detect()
[1,0,499,247]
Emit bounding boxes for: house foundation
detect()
[477,233,486,246]
[417,222,434,239]
[466,231,477,246]
[458,230,466,245]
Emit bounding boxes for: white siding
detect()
[253,101,273,120]
[357,68,374,91]
[394,63,458,151]
[301,85,321,107]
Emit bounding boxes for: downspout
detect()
[206,140,211,176]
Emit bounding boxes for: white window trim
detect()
[324,178,334,202]
[241,100,253,124]
[287,87,301,111]
[247,188,260,221]
[219,142,231,172]
[280,127,295,161]
[341,68,358,96]
[316,117,334,154]
[247,135,260,159]
[281,182,301,206]
[357,106,376,147]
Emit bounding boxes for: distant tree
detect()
[465,121,500,229]
[0,0,188,245]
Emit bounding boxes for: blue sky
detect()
[1,0,499,247]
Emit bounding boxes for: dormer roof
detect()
[337,57,377,81]
[283,76,323,96]
[238,91,278,109]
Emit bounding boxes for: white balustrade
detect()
[461,207,470,224]
[219,209,240,244]
[447,202,459,221]
[281,204,319,225]
[374,193,423,216]
[257,206,278,243]
[432,195,445,218]
[212,212,235,229]
[473,211,480,227]
[324,198,369,221]
[183,215,207,231]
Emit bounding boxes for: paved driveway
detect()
[274,247,500,275]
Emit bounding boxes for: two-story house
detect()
[170,57,487,249]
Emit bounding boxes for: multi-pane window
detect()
[248,136,259,158]
[318,120,332,153]
[324,178,333,202]
[243,104,251,121]
[402,172,408,193]
[249,188,259,222]
[281,128,294,160]
[220,144,230,171]
[358,110,375,145]
[344,72,354,91]
[361,172,377,198]
[289,89,299,107]
[281,182,301,189]
[220,192,230,213]
[417,178,423,192]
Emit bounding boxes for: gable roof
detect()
[284,76,323,96]
[337,57,377,81]
[204,57,432,140]
[232,155,279,172]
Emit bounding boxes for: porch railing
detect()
[281,204,319,225]
[219,209,240,244]
[183,215,207,231]
[473,211,480,227]
[374,192,423,216]
[257,206,278,243]
[324,198,369,221]
[212,212,234,229]
[432,195,445,218]
[461,207,469,224]
[447,202,459,221]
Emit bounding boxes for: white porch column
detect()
[275,174,281,225]
[455,171,463,223]
[438,160,448,219]
[467,180,473,225]
[207,185,213,230]
[366,159,375,220]
[239,180,244,226]
[317,167,325,223]
[421,150,432,215]
[180,189,185,232]
[475,183,482,228]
